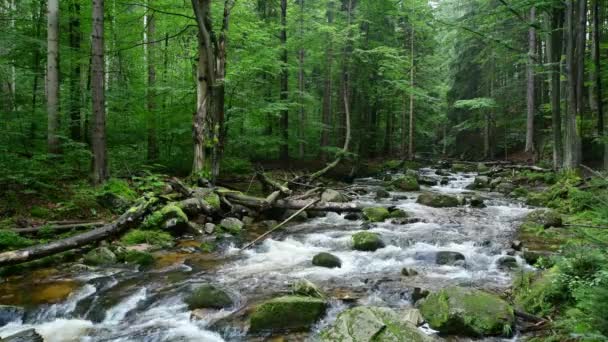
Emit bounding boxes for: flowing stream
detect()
[0,168,533,341]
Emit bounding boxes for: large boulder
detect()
[526,209,563,228]
[435,251,465,265]
[321,306,436,342]
[495,182,515,194]
[391,175,420,191]
[321,189,347,203]
[419,286,515,337]
[352,232,385,252]
[142,204,189,231]
[470,176,490,189]
[184,284,233,310]
[249,296,327,333]
[83,247,117,266]
[417,193,459,208]
[219,217,244,234]
[312,252,342,268]
[418,176,438,186]
[362,207,390,222]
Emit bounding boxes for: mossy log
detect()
[223,192,362,212]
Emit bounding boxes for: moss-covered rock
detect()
[219,217,244,234]
[83,247,117,266]
[142,204,188,230]
[389,208,409,218]
[96,178,137,213]
[312,252,342,268]
[120,229,173,247]
[292,279,324,299]
[451,163,476,173]
[362,207,390,222]
[525,209,563,228]
[352,232,384,252]
[321,189,347,202]
[203,192,221,210]
[391,175,420,191]
[249,296,327,333]
[471,176,490,189]
[122,250,155,267]
[184,284,233,310]
[417,192,459,208]
[321,306,436,342]
[419,286,514,337]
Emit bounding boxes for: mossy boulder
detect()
[249,296,327,333]
[417,193,459,208]
[142,204,188,231]
[419,286,514,337]
[96,178,137,213]
[496,256,518,270]
[495,182,515,194]
[391,175,420,191]
[352,232,384,252]
[321,189,347,202]
[184,284,233,310]
[362,207,390,222]
[203,192,221,210]
[471,176,490,189]
[525,209,563,228]
[292,279,324,299]
[312,252,342,268]
[122,250,155,267]
[321,306,436,342]
[83,247,117,266]
[219,217,244,234]
[389,209,409,218]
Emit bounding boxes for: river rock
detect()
[312,252,342,268]
[375,189,391,199]
[391,217,421,225]
[418,176,438,186]
[321,306,436,342]
[440,177,449,185]
[496,256,518,270]
[435,169,450,176]
[511,240,523,251]
[401,267,419,276]
[352,232,385,252]
[204,223,216,234]
[471,176,490,189]
[362,207,390,222]
[417,193,459,208]
[469,196,486,208]
[495,182,515,194]
[0,329,44,342]
[142,204,189,231]
[292,279,324,298]
[185,284,233,310]
[419,286,515,337]
[0,305,24,326]
[390,175,420,191]
[526,209,563,228]
[403,308,425,326]
[435,251,465,265]
[411,287,430,303]
[389,208,409,218]
[321,189,347,202]
[344,212,362,221]
[84,247,117,266]
[249,296,327,333]
[219,217,244,234]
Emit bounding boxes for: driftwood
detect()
[0,200,154,267]
[12,221,106,234]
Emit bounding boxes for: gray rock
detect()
[469,196,486,208]
[0,329,43,342]
[219,217,244,234]
[401,267,419,276]
[83,247,117,266]
[511,240,523,251]
[436,251,465,265]
[0,305,24,327]
[375,189,391,199]
[411,287,430,304]
[204,223,216,234]
[321,189,347,203]
[344,212,363,221]
[497,256,518,270]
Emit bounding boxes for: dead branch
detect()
[12,221,106,234]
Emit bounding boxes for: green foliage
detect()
[131,172,167,194]
[221,157,253,175]
[121,229,173,247]
[0,230,34,251]
[454,97,497,110]
[123,250,155,267]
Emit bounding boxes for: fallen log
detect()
[256,172,292,196]
[224,192,363,212]
[0,199,154,267]
[12,221,106,234]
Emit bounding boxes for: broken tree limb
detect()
[0,200,154,267]
[224,192,363,212]
[12,221,107,234]
[256,172,292,195]
[240,199,320,251]
[168,177,194,197]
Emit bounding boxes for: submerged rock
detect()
[352,232,385,252]
[401,267,419,276]
[418,176,438,186]
[249,296,327,333]
[417,193,459,208]
[375,189,391,199]
[312,252,342,268]
[391,175,420,191]
[344,212,363,221]
[389,208,409,218]
[419,286,515,337]
[362,207,390,222]
[435,251,465,265]
[321,306,436,342]
[83,247,117,266]
[496,256,518,270]
[469,196,486,208]
[184,284,233,310]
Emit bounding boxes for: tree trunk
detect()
[576,0,587,136]
[564,0,581,170]
[297,0,305,159]
[320,1,334,161]
[525,6,536,158]
[47,0,60,154]
[408,25,415,161]
[91,0,109,184]
[279,0,289,162]
[146,9,159,161]
[68,0,82,142]
[592,0,607,169]
[548,8,563,170]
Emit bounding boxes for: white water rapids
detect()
[0,168,533,341]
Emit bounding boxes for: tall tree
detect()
[279,0,289,161]
[297,0,305,159]
[525,6,536,159]
[320,0,334,161]
[563,0,581,169]
[146,9,159,161]
[547,7,563,169]
[591,0,606,169]
[408,25,415,161]
[92,0,108,184]
[69,0,82,141]
[47,0,60,154]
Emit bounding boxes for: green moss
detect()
[417,192,459,208]
[185,284,233,310]
[142,204,188,230]
[512,187,528,198]
[101,179,137,200]
[121,229,173,247]
[352,232,384,251]
[202,192,221,210]
[452,163,476,172]
[403,160,422,171]
[513,269,563,316]
[390,175,420,191]
[249,296,327,332]
[200,241,216,253]
[83,247,117,266]
[123,250,155,267]
[389,209,409,218]
[382,160,403,170]
[477,163,489,172]
[30,206,51,218]
[0,230,34,251]
[362,207,390,222]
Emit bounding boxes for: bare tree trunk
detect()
[548,8,563,169]
[525,6,536,158]
[592,0,607,169]
[408,26,415,161]
[279,0,289,162]
[69,0,82,142]
[576,0,587,137]
[92,0,109,184]
[147,9,159,161]
[320,1,334,162]
[297,0,305,159]
[47,0,60,154]
[564,0,581,170]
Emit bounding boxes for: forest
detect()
[0,0,608,341]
